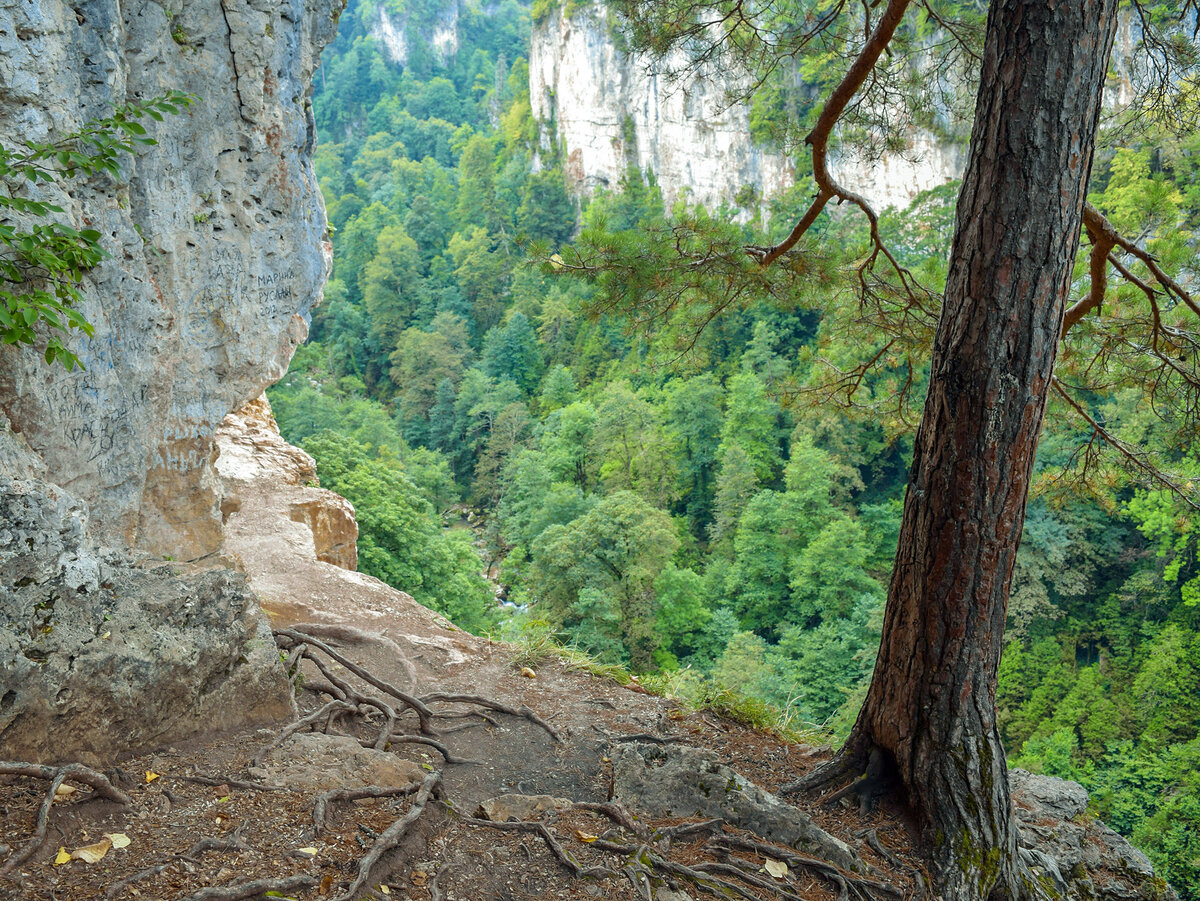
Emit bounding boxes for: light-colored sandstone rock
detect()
[214,396,358,570]
[0,0,339,562]
[214,396,483,670]
[262,733,424,792]
[476,794,573,822]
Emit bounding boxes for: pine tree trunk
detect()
[842,1,1119,896]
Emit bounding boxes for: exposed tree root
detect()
[655,817,725,841]
[779,737,870,796]
[283,641,307,720]
[589,841,761,901]
[428,865,446,901]
[571,800,648,838]
[452,790,907,901]
[275,627,436,734]
[181,873,315,901]
[305,650,398,749]
[859,828,928,899]
[608,731,687,745]
[0,762,131,874]
[373,732,478,765]
[271,629,542,770]
[695,859,809,901]
[276,628,564,759]
[813,747,897,815]
[420,691,563,743]
[330,769,442,901]
[251,697,357,767]
[455,813,613,879]
[313,783,424,836]
[439,711,501,730]
[286,621,420,691]
[0,761,131,805]
[712,834,903,899]
[105,830,250,899]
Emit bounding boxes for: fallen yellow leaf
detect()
[53,847,71,866]
[520,667,537,678]
[379,888,390,896]
[71,838,111,864]
[763,858,788,879]
[105,833,131,850]
[145,771,160,783]
[574,830,598,843]
[298,846,318,856]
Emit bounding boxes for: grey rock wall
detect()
[0,476,291,765]
[0,0,338,562]
[0,0,338,762]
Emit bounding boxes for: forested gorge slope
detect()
[269,0,1200,894]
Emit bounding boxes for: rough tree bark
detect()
[818,0,1120,897]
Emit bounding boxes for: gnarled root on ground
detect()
[453,799,906,901]
[272,627,563,751]
[0,761,131,874]
[330,769,442,901]
[106,830,250,900]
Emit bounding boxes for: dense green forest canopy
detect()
[268,0,1200,892]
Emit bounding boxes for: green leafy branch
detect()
[0,91,194,369]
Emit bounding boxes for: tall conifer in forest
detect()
[796,3,1121,894]
[580,0,1199,894]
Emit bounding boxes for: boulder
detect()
[1010,768,1176,901]
[0,477,290,765]
[259,733,424,793]
[476,794,574,822]
[611,742,862,874]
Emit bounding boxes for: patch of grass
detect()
[503,619,835,746]
[505,619,633,684]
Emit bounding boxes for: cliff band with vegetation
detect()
[529,1,966,212]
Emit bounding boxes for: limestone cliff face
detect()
[529,4,964,213]
[0,0,339,562]
[529,4,796,214]
[371,0,459,68]
[0,0,339,762]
